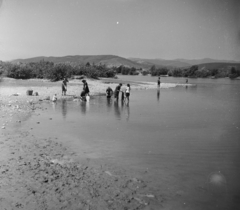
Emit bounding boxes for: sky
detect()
[0,0,239,61]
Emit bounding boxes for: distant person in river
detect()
[186,79,188,84]
[125,84,131,103]
[106,87,113,98]
[157,77,161,87]
[52,94,57,102]
[82,79,90,96]
[114,83,122,100]
[62,77,68,96]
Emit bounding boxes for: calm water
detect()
[3,76,240,209]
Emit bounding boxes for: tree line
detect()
[0,60,116,81]
[0,60,142,81]
[143,65,240,79]
[0,60,239,80]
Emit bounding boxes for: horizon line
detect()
[1,54,240,63]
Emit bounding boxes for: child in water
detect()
[125,84,131,103]
[106,87,113,98]
[62,78,68,96]
[52,94,57,102]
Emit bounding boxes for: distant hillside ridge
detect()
[10,55,240,70]
[11,55,146,69]
[129,57,240,68]
[129,58,190,68]
[197,62,240,71]
[175,58,239,66]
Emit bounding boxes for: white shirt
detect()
[52,95,57,102]
[126,86,130,93]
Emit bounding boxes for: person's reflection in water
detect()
[106,98,112,112]
[86,100,90,112]
[52,101,56,111]
[121,98,125,110]
[80,101,87,115]
[114,100,121,119]
[61,99,67,119]
[125,101,130,121]
[157,88,160,102]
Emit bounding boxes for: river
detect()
[5,75,240,209]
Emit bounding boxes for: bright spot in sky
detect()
[117,22,119,24]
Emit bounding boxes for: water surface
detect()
[3,76,240,209]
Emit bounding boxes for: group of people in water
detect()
[52,77,131,103]
[106,83,131,103]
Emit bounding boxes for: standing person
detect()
[114,83,122,101]
[82,80,90,96]
[157,76,161,87]
[186,78,188,84]
[106,87,113,98]
[121,85,126,102]
[62,77,68,96]
[125,84,131,103]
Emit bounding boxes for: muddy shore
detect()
[1,77,171,210]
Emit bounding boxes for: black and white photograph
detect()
[0,0,240,209]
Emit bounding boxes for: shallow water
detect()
[3,76,240,209]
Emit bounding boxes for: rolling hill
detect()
[129,58,191,68]
[129,58,240,68]
[11,55,240,70]
[11,55,148,69]
[174,58,239,66]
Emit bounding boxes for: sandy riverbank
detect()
[0,77,192,99]
[1,77,173,209]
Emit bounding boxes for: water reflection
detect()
[61,99,67,119]
[125,102,130,121]
[113,99,130,121]
[106,98,112,112]
[157,89,160,102]
[114,100,121,119]
[121,99,125,108]
[79,100,90,115]
[52,101,57,111]
[55,96,131,120]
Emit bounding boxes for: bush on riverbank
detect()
[115,65,140,75]
[1,61,117,81]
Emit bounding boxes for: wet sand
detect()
[1,77,174,210]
